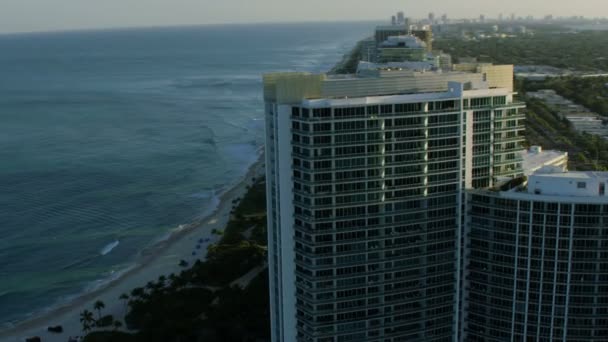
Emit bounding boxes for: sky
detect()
[1,0,608,34]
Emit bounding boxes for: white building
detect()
[263,63,525,342]
[529,167,608,196]
[466,169,608,340]
[520,145,568,176]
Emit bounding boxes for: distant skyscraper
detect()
[441,14,448,23]
[499,13,504,21]
[479,14,486,23]
[391,16,397,26]
[397,11,405,24]
[429,12,436,23]
[264,63,524,342]
[511,13,516,21]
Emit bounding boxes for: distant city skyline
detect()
[1,0,608,34]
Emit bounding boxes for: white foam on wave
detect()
[100,240,119,256]
[151,189,222,246]
[7,262,138,329]
[188,189,222,219]
[194,190,221,221]
[83,263,137,293]
[189,190,214,199]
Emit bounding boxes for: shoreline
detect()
[0,152,266,342]
[0,26,359,342]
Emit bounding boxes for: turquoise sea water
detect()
[0,22,373,326]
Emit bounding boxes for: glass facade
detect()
[466,193,608,341]
[292,102,460,342]
[265,94,526,342]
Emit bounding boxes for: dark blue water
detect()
[0,22,373,326]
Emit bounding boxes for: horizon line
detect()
[0,19,385,37]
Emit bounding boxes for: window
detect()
[470,97,491,108]
[577,182,587,189]
[313,123,332,132]
[292,107,300,117]
[394,103,422,114]
[381,105,393,114]
[334,107,365,119]
[313,108,331,118]
[367,106,379,115]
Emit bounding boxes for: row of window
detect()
[291,98,508,121]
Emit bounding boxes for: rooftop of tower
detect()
[527,167,608,197]
[380,35,427,48]
[479,166,608,202]
[264,62,515,104]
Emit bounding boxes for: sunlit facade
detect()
[264,64,525,342]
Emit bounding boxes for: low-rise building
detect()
[520,145,569,176]
[528,89,608,139]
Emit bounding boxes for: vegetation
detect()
[435,27,608,171]
[520,76,608,170]
[80,310,95,334]
[83,178,270,342]
[435,30,608,71]
[222,179,268,246]
[83,331,134,342]
[93,300,105,320]
[80,300,122,337]
[526,76,608,115]
[521,97,607,170]
[95,315,114,328]
[330,39,367,74]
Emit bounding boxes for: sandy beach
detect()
[0,155,265,342]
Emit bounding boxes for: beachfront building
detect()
[376,36,427,63]
[368,16,434,64]
[465,168,608,341]
[375,25,409,45]
[411,27,433,52]
[263,63,525,342]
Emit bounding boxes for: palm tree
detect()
[145,281,155,292]
[119,293,129,311]
[80,310,95,334]
[131,287,145,299]
[157,275,166,289]
[93,300,105,320]
[168,273,178,288]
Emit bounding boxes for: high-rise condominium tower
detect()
[466,169,608,341]
[263,63,525,342]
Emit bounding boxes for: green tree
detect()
[157,275,166,288]
[113,320,123,331]
[130,287,145,299]
[119,293,129,311]
[80,309,95,334]
[93,300,105,320]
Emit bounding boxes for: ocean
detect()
[0,22,373,326]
